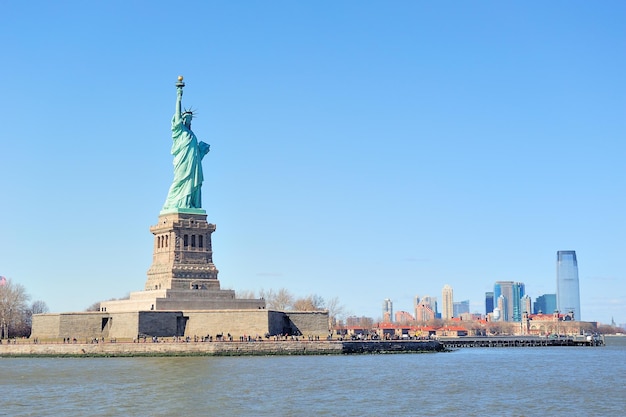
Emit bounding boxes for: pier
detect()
[437,335,604,349]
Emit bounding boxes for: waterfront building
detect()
[453,300,470,317]
[533,294,557,314]
[442,285,454,320]
[485,291,494,315]
[556,250,581,320]
[382,298,393,322]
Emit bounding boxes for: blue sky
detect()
[1,1,624,325]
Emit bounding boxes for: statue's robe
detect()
[163,115,210,210]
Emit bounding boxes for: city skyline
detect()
[378,253,586,323]
[1,2,624,325]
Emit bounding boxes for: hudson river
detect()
[2,337,624,417]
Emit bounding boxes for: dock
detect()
[437,335,604,349]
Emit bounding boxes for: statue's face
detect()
[182,113,192,126]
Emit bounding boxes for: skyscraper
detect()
[494,281,525,322]
[533,294,557,315]
[511,282,525,322]
[495,295,507,321]
[485,292,494,315]
[442,285,454,320]
[521,295,532,316]
[382,298,393,322]
[453,300,470,317]
[556,250,581,320]
[414,295,438,321]
[422,295,439,318]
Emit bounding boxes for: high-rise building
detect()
[422,296,439,318]
[453,300,470,317]
[382,298,393,322]
[521,295,532,316]
[556,250,581,320]
[511,283,525,322]
[494,281,525,322]
[414,295,438,321]
[533,294,557,315]
[485,292,494,315]
[415,301,436,322]
[442,285,454,320]
[395,311,414,323]
[496,295,507,321]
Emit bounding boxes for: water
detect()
[1,338,624,417]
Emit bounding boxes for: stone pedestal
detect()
[100,210,266,313]
[146,210,220,291]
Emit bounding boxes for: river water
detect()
[1,337,624,417]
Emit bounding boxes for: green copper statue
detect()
[162,76,211,212]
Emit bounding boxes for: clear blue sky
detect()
[1,1,624,325]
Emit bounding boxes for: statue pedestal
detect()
[146,211,219,291]
[101,211,266,313]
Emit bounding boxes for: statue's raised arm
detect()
[162,76,211,213]
[174,76,184,124]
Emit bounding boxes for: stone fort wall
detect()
[31,309,329,342]
[0,340,343,356]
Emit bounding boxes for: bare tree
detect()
[325,296,346,328]
[236,289,258,299]
[16,300,51,337]
[258,288,274,304]
[85,294,130,312]
[293,294,325,311]
[260,288,294,310]
[85,301,101,312]
[273,288,294,311]
[30,300,49,315]
[0,279,31,339]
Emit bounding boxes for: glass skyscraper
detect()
[534,294,557,315]
[382,298,393,322]
[485,292,494,315]
[494,281,525,322]
[556,250,581,320]
[453,300,470,317]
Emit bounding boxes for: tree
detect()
[85,301,101,312]
[325,296,346,328]
[236,289,258,299]
[0,279,31,339]
[272,288,294,311]
[258,288,274,306]
[16,300,50,337]
[85,294,130,312]
[30,300,49,315]
[260,288,294,311]
[293,294,325,311]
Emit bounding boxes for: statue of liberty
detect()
[162,76,211,212]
